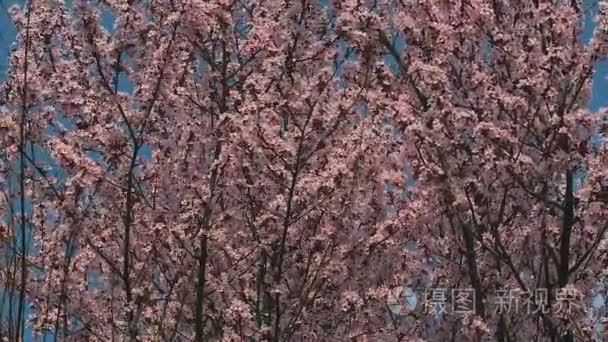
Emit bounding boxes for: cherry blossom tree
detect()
[1,0,405,340]
[336,0,608,340]
[0,0,607,341]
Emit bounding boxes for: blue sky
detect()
[0,0,17,81]
[0,0,607,341]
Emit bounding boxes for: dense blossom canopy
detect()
[0,0,607,341]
